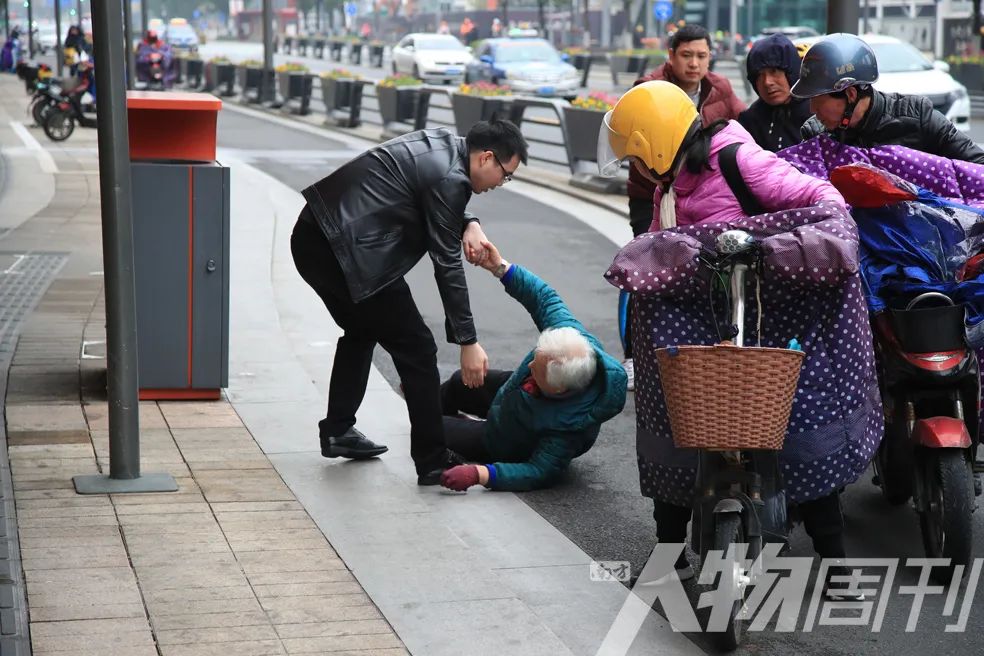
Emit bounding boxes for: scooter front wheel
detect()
[919,450,974,584]
[43,110,75,142]
[707,512,748,652]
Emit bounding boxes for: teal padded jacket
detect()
[483,265,628,491]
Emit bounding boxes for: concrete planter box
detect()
[369,44,386,67]
[278,71,313,115]
[184,58,203,89]
[322,77,369,127]
[451,93,512,135]
[562,105,605,163]
[329,40,345,61]
[349,43,364,65]
[238,66,272,104]
[571,53,592,88]
[377,85,420,123]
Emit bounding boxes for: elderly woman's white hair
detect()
[536,327,597,392]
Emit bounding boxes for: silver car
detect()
[391,33,472,83]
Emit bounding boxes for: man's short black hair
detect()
[669,24,712,51]
[465,118,529,166]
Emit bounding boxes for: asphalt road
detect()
[217,104,984,655]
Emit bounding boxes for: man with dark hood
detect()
[738,33,813,152]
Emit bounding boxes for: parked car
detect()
[35,23,59,55]
[465,37,580,98]
[391,33,472,84]
[795,34,971,132]
[762,25,820,40]
[164,18,200,53]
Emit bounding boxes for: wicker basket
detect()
[655,344,805,451]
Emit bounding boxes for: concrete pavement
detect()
[0,71,705,655]
[0,75,408,656]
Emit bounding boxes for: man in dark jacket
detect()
[738,33,813,152]
[794,33,984,164]
[628,24,746,234]
[438,241,627,492]
[291,120,528,485]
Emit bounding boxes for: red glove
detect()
[440,465,480,491]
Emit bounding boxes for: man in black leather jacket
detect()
[291,120,528,485]
[794,33,984,164]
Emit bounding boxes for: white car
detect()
[796,34,971,132]
[391,33,472,83]
[34,23,59,55]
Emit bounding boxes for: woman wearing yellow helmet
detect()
[600,80,844,231]
[602,80,859,589]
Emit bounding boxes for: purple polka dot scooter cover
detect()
[605,202,883,506]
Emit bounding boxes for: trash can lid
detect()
[126,91,223,111]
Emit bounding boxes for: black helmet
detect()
[745,33,801,92]
[790,33,878,99]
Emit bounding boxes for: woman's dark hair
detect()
[466,118,529,165]
[681,119,729,175]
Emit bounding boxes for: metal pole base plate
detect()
[73,473,179,495]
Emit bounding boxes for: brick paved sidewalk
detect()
[0,73,407,656]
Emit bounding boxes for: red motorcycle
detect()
[872,291,981,583]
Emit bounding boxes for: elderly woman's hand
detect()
[477,239,504,273]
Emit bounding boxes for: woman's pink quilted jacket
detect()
[649,121,846,230]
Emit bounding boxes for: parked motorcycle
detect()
[43,95,97,142]
[28,77,63,127]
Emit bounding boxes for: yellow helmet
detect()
[795,41,810,59]
[598,81,700,177]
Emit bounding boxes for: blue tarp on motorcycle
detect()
[833,164,984,347]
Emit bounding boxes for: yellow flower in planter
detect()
[275,62,309,73]
[321,68,362,80]
[240,59,263,68]
[458,81,511,96]
[570,91,620,112]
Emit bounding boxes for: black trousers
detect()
[439,369,513,462]
[653,490,846,559]
[290,212,445,472]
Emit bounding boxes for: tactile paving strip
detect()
[0,253,69,357]
[0,251,69,655]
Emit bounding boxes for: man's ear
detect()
[845,86,858,103]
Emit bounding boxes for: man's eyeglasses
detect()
[491,151,513,183]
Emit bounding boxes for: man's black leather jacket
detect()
[302,128,479,345]
[801,89,984,164]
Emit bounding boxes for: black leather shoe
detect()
[320,428,388,460]
[416,449,467,486]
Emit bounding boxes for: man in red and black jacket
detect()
[627,24,746,235]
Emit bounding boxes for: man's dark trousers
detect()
[290,213,445,473]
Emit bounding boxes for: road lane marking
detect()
[10,121,59,174]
